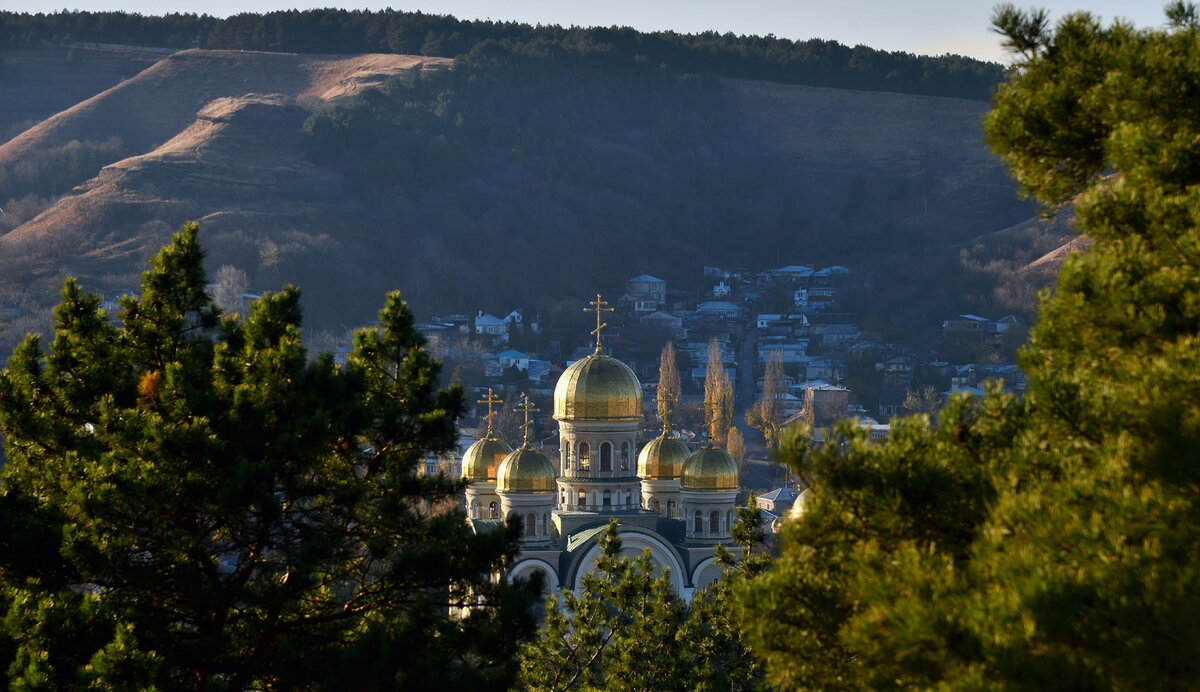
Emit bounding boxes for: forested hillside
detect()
[0,11,1042,349]
[0,9,1004,99]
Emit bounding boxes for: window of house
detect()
[694,510,703,534]
[526,512,537,538]
[625,490,632,507]
[602,490,611,507]
[579,442,590,472]
[600,442,612,472]
[652,499,661,513]
[620,442,630,470]
[577,490,586,509]
[710,510,720,535]
[667,500,676,517]
[489,502,498,519]
[542,513,549,537]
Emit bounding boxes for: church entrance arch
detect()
[570,529,685,594]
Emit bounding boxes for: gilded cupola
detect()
[680,445,739,491]
[553,293,643,422]
[462,388,512,481]
[637,433,690,480]
[496,393,556,494]
[497,447,557,493]
[462,438,512,482]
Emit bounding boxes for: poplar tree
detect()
[704,338,733,448]
[657,340,680,429]
[0,223,535,690]
[746,4,1200,688]
[745,349,784,451]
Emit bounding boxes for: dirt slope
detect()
[0,49,448,220]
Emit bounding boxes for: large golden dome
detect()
[497,446,556,493]
[553,353,643,421]
[637,434,690,480]
[461,437,513,482]
[681,445,739,491]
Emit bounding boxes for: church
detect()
[462,295,740,600]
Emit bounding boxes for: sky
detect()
[3,1,1172,63]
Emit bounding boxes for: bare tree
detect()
[213,265,249,316]
[657,340,680,431]
[704,337,733,448]
[727,426,746,479]
[902,384,944,416]
[746,349,785,452]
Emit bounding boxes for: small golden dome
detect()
[790,488,811,519]
[497,445,557,493]
[681,445,739,491]
[637,434,690,480]
[554,352,643,421]
[461,437,513,482]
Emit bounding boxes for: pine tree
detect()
[745,5,1200,688]
[681,499,769,691]
[0,223,536,690]
[518,521,687,691]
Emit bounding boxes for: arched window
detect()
[577,490,586,509]
[667,500,677,517]
[600,442,612,471]
[652,499,661,513]
[602,490,612,507]
[579,442,590,472]
[694,510,704,534]
[564,447,572,471]
[620,442,630,470]
[710,510,720,535]
[625,490,632,507]
[489,502,498,519]
[727,510,735,532]
[525,512,537,538]
[471,500,480,519]
[542,512,549,536]
[560,489,565,506]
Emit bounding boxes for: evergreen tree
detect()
[745,5,1200,688]
[0,223,536,690]
[518,521,687,691]
[680,499,769,691]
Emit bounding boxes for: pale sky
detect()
[2,1,1172,63]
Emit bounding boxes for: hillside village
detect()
[379,263,1029,503]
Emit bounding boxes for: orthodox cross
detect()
[477,388,502,438]
[586,293,613,352]
[515,393,539,445]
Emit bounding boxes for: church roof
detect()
[554,352,643,421]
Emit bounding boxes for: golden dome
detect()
[461,437,513,482]
[497,445,557,493]
[637,434,690,480]
[680,445,739,491]
[790,488,811,519]
[554,352,643,421]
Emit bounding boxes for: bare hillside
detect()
[0,45,1039,338]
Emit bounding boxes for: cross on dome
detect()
[585,293,613,353]
[477,388,503,438]
[515,393,539,445]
